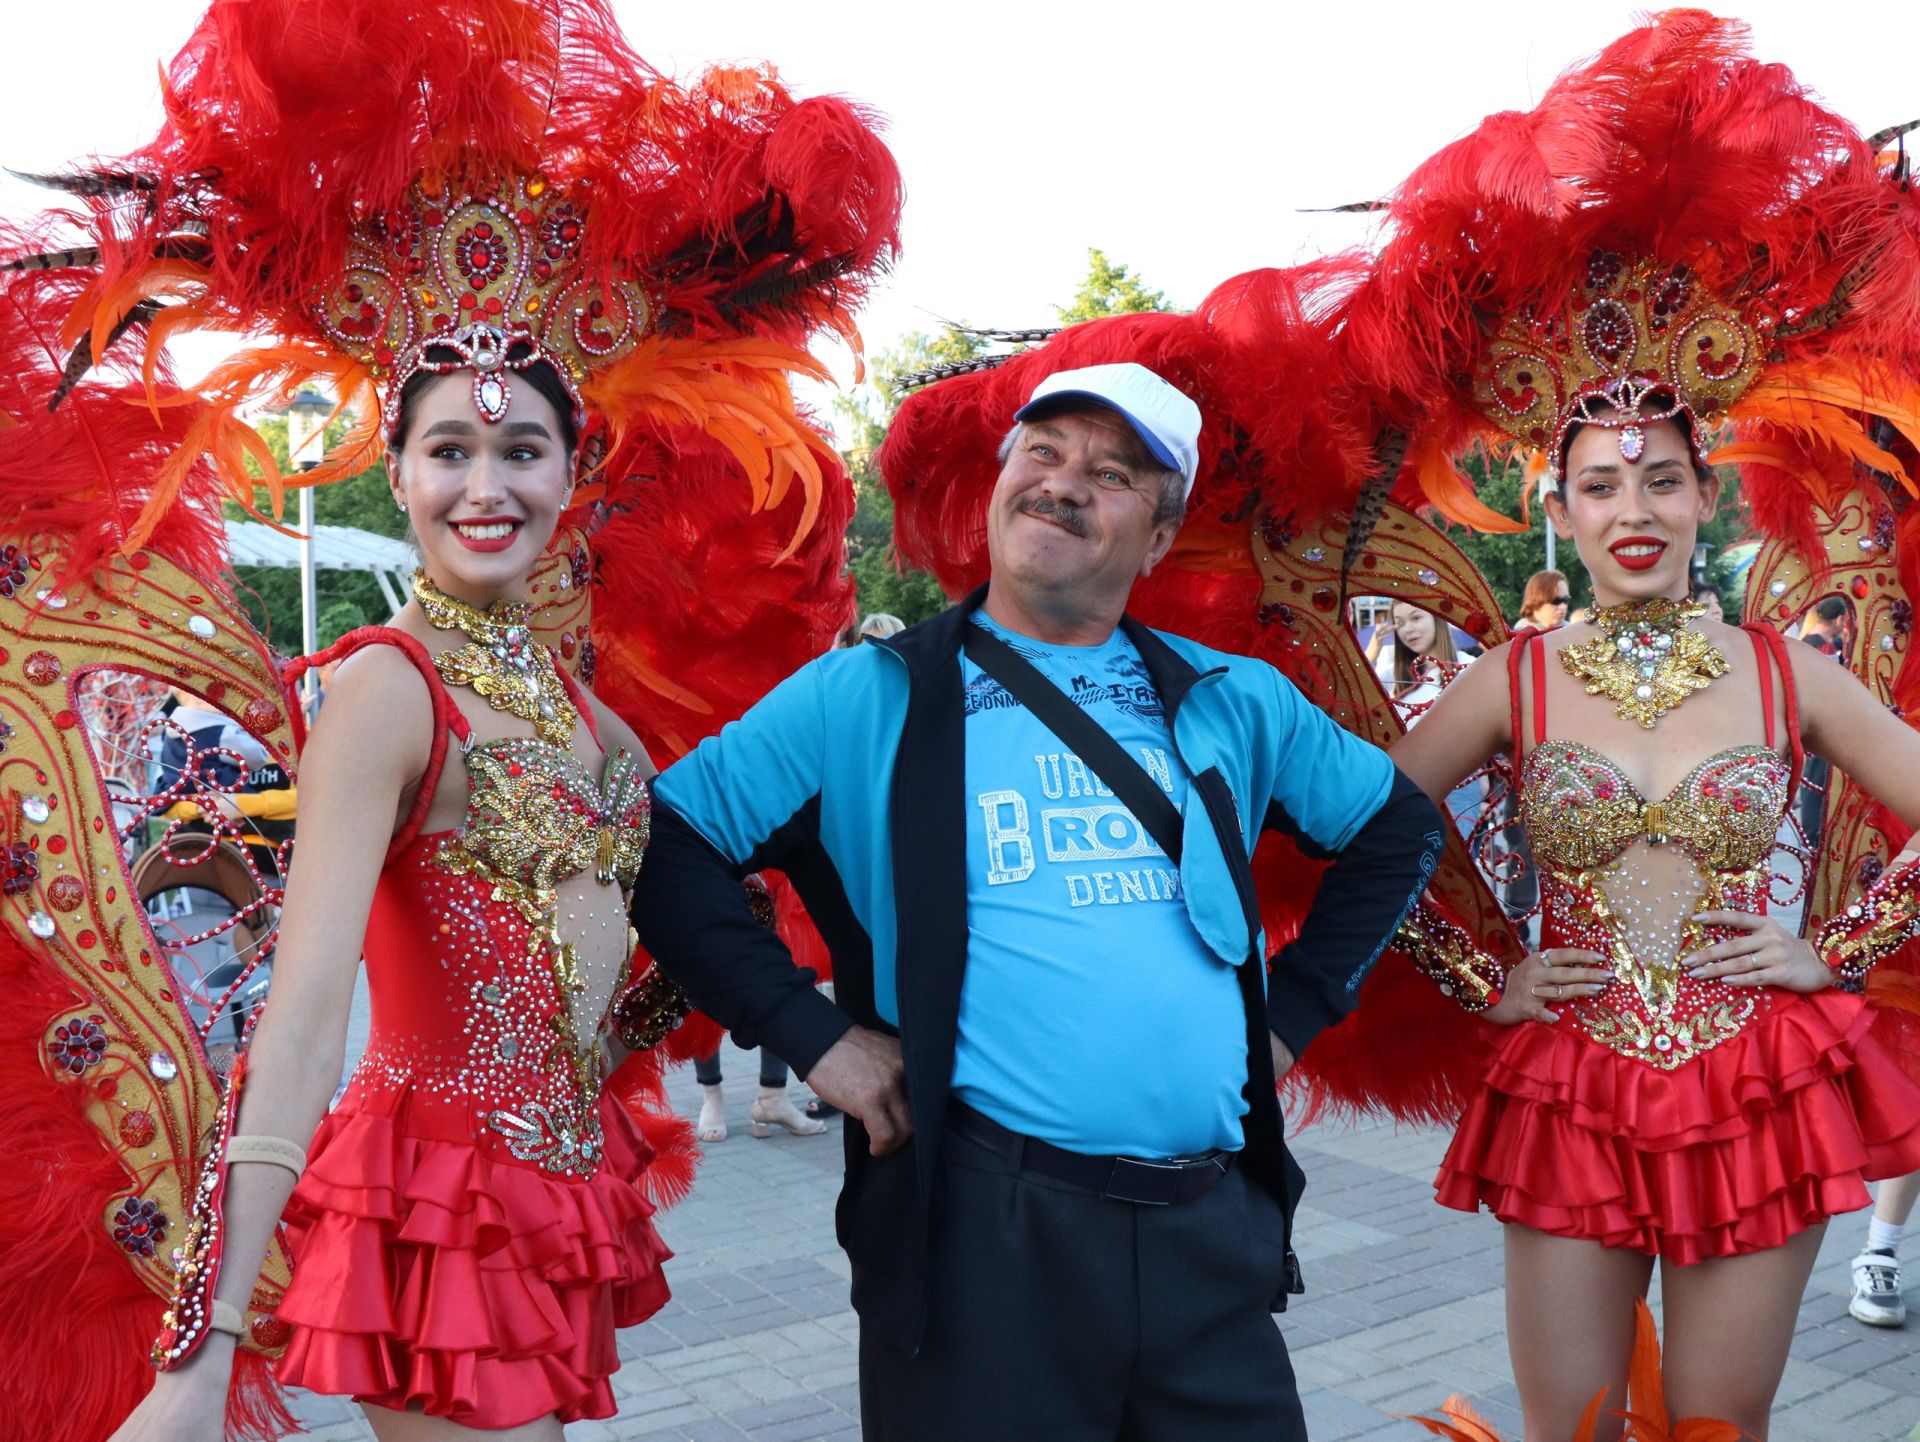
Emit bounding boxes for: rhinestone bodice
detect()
[351,738,650,1177]
[1522,741,1787,873]
[1520,740,1792,1070]
[436,738,650,894]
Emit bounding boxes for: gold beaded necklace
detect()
[1559,596,1728,729]
[412,569,579,746]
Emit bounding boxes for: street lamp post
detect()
[1540,469,1556,575]
[284,388,331,716]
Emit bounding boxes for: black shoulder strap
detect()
[962,624,1184,866]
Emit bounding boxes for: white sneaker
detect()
[1850,1249,1906,1327]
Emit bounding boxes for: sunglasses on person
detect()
[1551,594,1572,606]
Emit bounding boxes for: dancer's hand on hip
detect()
[1485,948,1613,1025]
[1685,910,1831,992]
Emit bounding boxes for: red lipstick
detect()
[449,518,522,554]
[1608,536,1667,572]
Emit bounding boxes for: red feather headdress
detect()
[1341,9,1920,532]
[23,0,900,560]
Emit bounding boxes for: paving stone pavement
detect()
[289,1058,1920,1442]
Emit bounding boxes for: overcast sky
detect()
[4,2,1911,438]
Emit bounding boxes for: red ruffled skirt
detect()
[275,1086,672,1429]
[1436,988,1920,1262]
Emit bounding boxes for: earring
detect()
[394,495,409,514]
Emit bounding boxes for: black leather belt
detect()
[946,1101,1234,1206]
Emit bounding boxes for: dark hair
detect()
[1691,583,1722,604]
[1557,398,1713,489]
[390,344,580,455]
[1815,596,1847,624]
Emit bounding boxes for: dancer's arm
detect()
[1791,637,1920,839]
[1389,640,1613,1021]
[1688,642,1920,992]
[112,649,431,1439]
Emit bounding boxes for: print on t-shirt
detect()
[966,631,1181,904]
[978,747,1182,908]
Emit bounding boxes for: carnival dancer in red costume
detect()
[1324,14,1920,1438]
[0,2,899,1439]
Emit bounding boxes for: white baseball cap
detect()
[1013,362,1203,497]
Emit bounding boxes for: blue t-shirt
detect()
[951,615,1247,1158]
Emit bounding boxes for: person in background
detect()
[1514,569,1572,633]
[1851,1172,1920,1326]
[694,1045,828,1141]
[1388,603,1480,838]
[1799,596,1848,657]
[1797,597,1849,850]
[1358,600,1399,686]
[859,612,906,641]
[1691,582,1727,624]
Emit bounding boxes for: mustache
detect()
[1016,493,1088,537]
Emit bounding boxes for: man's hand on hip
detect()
[1270,1031,1296,1082]
[805,1026,913,1155]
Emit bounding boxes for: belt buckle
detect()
[1102,1156,1185,1205]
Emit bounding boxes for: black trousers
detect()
[858,1128,1307,1442]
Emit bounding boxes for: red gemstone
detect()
[1851,577,1870,600]
[76,929,96,948]
[204,681,226,702]
[129,554,149,571]
[120,1111,157,1148]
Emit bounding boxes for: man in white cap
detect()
[633,362,1440,1439]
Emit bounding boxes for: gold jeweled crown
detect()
[1473,250,1772,476]
[311,172,653,434]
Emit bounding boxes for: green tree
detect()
[226,417,411,652]
[1438,451,1750,623]
[1055,248,1171,324]
[834,329,988,627]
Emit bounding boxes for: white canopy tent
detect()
[225,520,417,618]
